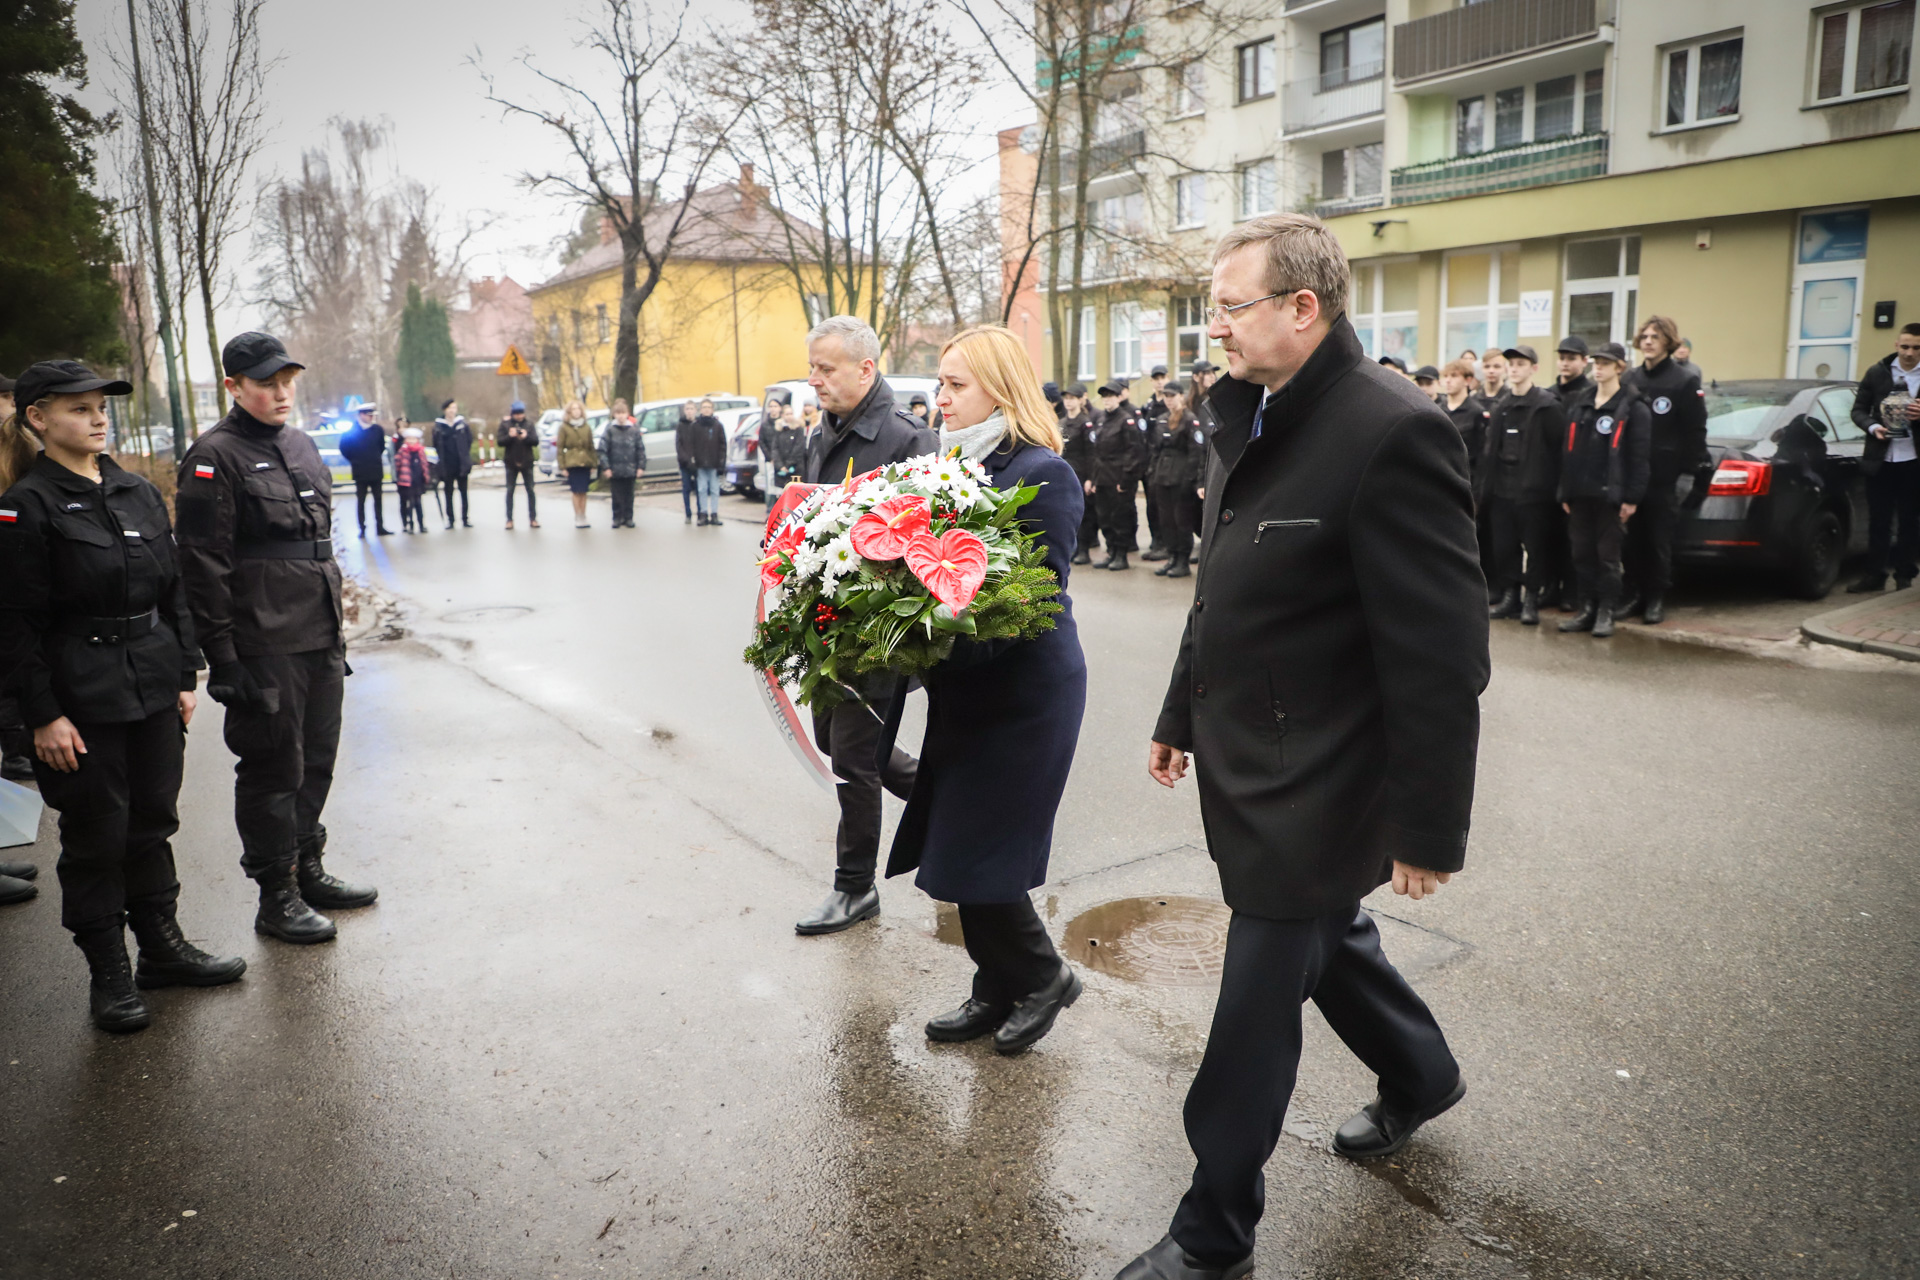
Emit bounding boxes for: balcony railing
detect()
[1313,192,1386,218]
[1050,129,1146,188]
[1282,66,1385,134]
[1389,132,1607,204]
[1393,0,1612,85]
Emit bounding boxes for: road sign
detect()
[496,344,532,377]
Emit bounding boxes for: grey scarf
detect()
[938,411,1008,462]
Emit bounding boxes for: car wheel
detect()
[1787,509,1844,599]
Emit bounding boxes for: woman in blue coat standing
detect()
[883,325,1089,1055]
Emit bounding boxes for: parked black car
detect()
[1674,379,1867,598]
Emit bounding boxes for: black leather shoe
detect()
[794,887,880,935]
[1107,551,1131,571]
[1558,603,1596,633]
[129,908,247,989]
[1845,574,1886,594]
[1487,587,1521,619]
[1519,588,1540,626]
[1071,549,1091,565]
[925,998,1010,1042]
[1332,1077,1466,1159]
[254,866,337,944]
[0,874,37,905]
[376,526,393,536]
[2,754,35,781]
[993,964,1081,1055]
[1142,546,1169,562]
[0,858,36,879]
[1641,596,1666,625]
[296,827,378,909]
[1591,605,1616,638]
[1113,1234,1253,1280]
[1164,557,1191,579]
[77,930,151,1033]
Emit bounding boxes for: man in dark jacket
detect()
[597,405,647,529]
[1059,383,1100,564]
[1091,380,1149,570]
[496,401,539,529]
[687,398,729,525]
[1148,380,1207,579]
[1480,345,1566,626]
[794,316,938,938]
[1846,323,1920,592]
[1552,335,1593,405]
[432,400,474,529]
[1556,342,1650,638]
[174,332,377,948]
[339,404,391,537]
[1120,215,1487,1280]
[1621,315,1710,624]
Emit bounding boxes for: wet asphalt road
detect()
[2,482,1917,1280]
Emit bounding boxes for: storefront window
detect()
[1443,247,1520,358]
[1350,260,1420,364]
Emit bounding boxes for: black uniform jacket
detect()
[432,417,474,478]
[1482,385,1566,502]
[802,377,938,484]
[1552,372,1595,406]
[1059,410,1096,482]
[1624,356,1710,481]
[1559,388,1651,505]
[1154,318,1490,919]
[0,455,201,727]
[1090,401,1149,487]
[496,416,538,468]
[1149,410,1209,489]
[175,407,344,666]
[339,423,387,482]
[1443,394,1491,491]
[1851,352,1916,474]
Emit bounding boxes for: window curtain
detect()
[1697,38,1743,118]
[1857,0,1916,94]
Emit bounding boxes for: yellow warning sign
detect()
[496,344,532,377]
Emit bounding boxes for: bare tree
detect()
[482,0,744,405]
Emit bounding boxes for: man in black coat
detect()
[793,316,938,938]
[432,400,474,529]
[496,402,539,529]
[1118,215,1488,1280]
[1059,383,1100,565]
[1846,322,1920,592]
[1620,315,1710,624]
[338,404,391,537]
[1091,380,1149,570]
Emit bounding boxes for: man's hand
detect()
[1391,862,1452,900]
[1196,487,1205,501]
[34,717,86,772]
[1148,741,1189,788]
[206,661,268,711]
[178,691,196,727]
[1906,399,1920,421]
[602,468,612,480]
[1083,480,1095,495]
[1872,425,1890,440]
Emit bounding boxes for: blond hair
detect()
[939,326,1062,453]
[0,401,47,493]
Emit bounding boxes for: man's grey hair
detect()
[1213,213,1351,322]
[806,315,882,364]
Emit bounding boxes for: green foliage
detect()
[396,282,456,420]
[0,0,126,372]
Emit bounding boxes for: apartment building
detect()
[1020,0,1920,393]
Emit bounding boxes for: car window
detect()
[1819,387,1864,442]
[1703,387,1792,441]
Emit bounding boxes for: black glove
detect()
[205,662,268,710]
[1681,466,1714,511]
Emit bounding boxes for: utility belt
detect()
[52,608,160,645]
[238,537,334,561]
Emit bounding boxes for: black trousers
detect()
[222,648,344,879]
[1484,496,1557,593]
[1566,499,1626,607]
[1543,501,1573,602]
[504,463,538,521]
[1171,906,1459,1266]
[1144,480,1165,547]
[679,463,696,518]
[1151,482,1201,557]
[959,898,1063,1006]
[0,692,27,763]
[33,707,185,936]
[812,696,917,895]
[1076,483,1100,557]
[1095,481,1140,554]
[398,487,425,529]
[440,474,469,524]
[1863,458,1920,580]
[353,478,387,533]
[1623,472,1683,599]
[609,475,636,525]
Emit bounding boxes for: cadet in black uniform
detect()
[0,361,247,1031]
[174,332,377,947]
[1090,380,1149,570]
[1557,342,1650,639]
[1141,365,1171,561]
[1539,336,1596,611]
[1621,315,1711,624]
[1058,383,1099,565]
[1480,345,1566,626]
[1148,380,1206,579]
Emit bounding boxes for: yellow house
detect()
[528,176,828,409]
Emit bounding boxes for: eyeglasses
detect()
[1204,289,1299,326]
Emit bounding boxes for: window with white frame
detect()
[1663,33,1743,128]
[1077,306,1097,380]
[1174,294,1208,372]
[1812,0,1914,103]
[1456,67,1605,155]
[1319,143,1382,204]
[1442,247,1520,360]
[1174,173,1207,228]
[1349,260,1420,365]
[1563,235,1641,348]
[1319,19,1385,90]
[1110,302,1143,379]
[1238,158,1276,219]
[1173,61,1206,117]
[1236,38,1275,103]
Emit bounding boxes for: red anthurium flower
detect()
[847,495,932,561]
[757,523,805,590]
[904,528,989,611]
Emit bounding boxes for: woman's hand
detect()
[1083,480,1095,495]
[34,717,86,773]
[178,691,196,727]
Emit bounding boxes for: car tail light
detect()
[1708,459,1771,496]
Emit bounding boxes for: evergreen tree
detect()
[396,282,455,421]
[0,0,126,373]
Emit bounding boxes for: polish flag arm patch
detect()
[193,463,217,479]
[0,510,17,523]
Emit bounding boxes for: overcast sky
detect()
[70,0,1025,370]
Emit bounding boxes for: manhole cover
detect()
[441,605,533,623]
[1063,896,1230,986]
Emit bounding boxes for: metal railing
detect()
[1050,129,1146,188]
[1282,69,1385,134]
[1389,132,1608,204]
[1392,0,1611,84]
[1313,192,1387,218]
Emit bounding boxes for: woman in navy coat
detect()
[882,325,1089,1055]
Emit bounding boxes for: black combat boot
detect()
[1519,587,1541,626]
[1070,548,1091,565]
[1106,550,1131,571]
[1141,542,1169,562]
[1488,587,1521,619]
[1164,548,1192,579]
[128,905,247,989]
[296,826,379,910]
[255,864,337,944]
[1591,604,1616,638]
[1641,595,1666,625]
[1615,591,1642,618]
[76,928,151,1033]
[1558,601,1597,633]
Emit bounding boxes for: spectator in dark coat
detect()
[432,400,473,529]
[1059,382,1099,564]
[496,402,539,529]
[762,402,808,509]
[673,401,699,524]
[598,399,647,529]
[1620,315,1710,624]
[339,405,391,536]
[1846,323,1920,592]
[686,398,728,526]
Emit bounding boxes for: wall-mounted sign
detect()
[1518,290,1555,337]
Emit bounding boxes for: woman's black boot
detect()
[76,928,151,1033]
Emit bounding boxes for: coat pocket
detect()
[240,472,302,539]
[1253,518,1320,544]
[50,515,116,548]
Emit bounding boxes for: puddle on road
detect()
[440,605,533,623]
[1064,897,1231,986]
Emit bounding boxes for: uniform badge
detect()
[64,502,87,511]
[1194,430,1205,444]
[123,530,141,539]
[0,510,16,523]
[253,461,271,470]
[1653,396,1672,414]
[1596,415,1615,435]
[194,463,216,479]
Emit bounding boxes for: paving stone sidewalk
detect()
[1803,588,1920,661]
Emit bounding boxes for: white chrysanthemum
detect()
[947,481,982,509]
[789,542,827,580]
[821,534,859,582]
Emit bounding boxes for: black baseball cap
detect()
[221,330,306,381]
[1590,341,1630,365]
[1160,379,1188,396]
[1191,360,1218,374]
[908,392,928,406]
[12,359,132,407]
[1150,364,1168,378]
[1556,335,1589,357]
[1413,365,1440,382]
[1502,344,1539,364]
[1377,354,1408,373]
[1064,382,1088,397]
[0,373,14,395]
[1098,380,1127,396]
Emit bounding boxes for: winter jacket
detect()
[597,417,647,479]
[557,419,597,470]
[1090,401,1149,488]
[674,414,697,467]
[1558,387,1650,505]
[1149,409,1209,489]
[393,441,432,490]
[764,423,808,476]
[1059,410,1096,482]
[1551,371,1594,407]
[339,422,388,482]
[1443,394,1491,493]
[801,377,937,485]
[432,417,474,479]
[1481,385,1565,503]
[687,415,729,471]
[1852,351,1920,475]
[1623,355,1710,481]
[496,415,538,468]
